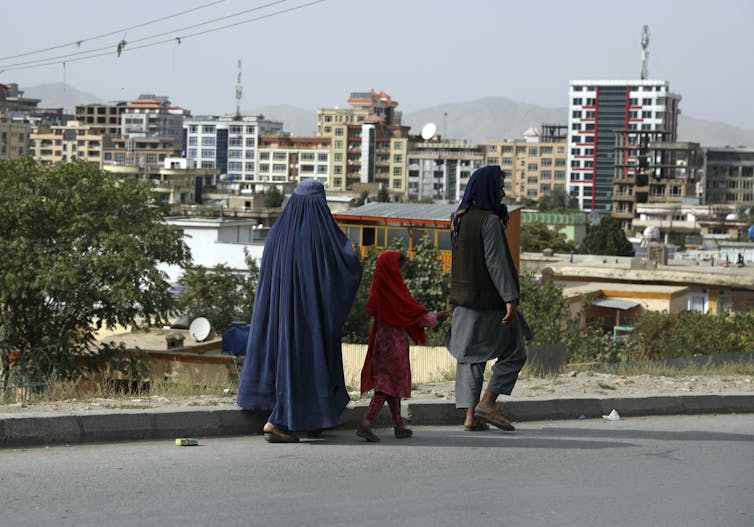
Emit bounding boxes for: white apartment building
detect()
[183,115,283,193]
[121,95,188,146]
[567,80,681,212]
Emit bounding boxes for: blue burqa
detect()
[236,180,362,432]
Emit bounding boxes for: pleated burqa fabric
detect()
[236,180,362,432]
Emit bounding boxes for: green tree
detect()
[342,247,379,344]
[376,185,390,203]
[0,158,190,386]
[350,190,370,207]
[262,185,284,208]
[537,188,575,212]
[404,235,451,345]
[578,215,634,256]
[521,222,577,253]
[177,264,250,336]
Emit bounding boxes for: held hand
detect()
[501,302,517,327]
[436,310,449,324]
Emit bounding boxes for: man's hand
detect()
[501,302,517,327]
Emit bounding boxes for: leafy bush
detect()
[632,309,754,360]
[519,273,570,345]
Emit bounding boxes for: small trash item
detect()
[175,438,199,446]
[602,409,621,421]
[578,414,587,420]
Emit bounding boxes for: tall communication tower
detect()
[234,59,243,120]
[641,25,650,80]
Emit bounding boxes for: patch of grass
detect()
[597,382,617,390]
[594,360,754,378]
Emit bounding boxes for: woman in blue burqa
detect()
[236,179,362,443]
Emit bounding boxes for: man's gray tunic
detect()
[448,215,522,364]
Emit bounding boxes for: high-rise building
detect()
[183,115,283,193]
[567,80,681,212]
[317,91,409,192]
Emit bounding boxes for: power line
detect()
[0,0,299,70]
[1,0,294,70]
[0,0,227,62]
[0,0,326,74]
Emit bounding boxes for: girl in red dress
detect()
[357,251,448,442]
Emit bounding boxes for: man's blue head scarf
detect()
[452,165,509,240]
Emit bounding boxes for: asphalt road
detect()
[1,414,752,527]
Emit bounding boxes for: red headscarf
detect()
[361,251,427,393]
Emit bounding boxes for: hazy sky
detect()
[1,0,752,128]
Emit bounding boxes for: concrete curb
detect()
[2,394,753,448]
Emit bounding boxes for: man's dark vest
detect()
[449,209,506,309]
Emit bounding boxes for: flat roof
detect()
[590,298,641,310]
[334,202,520,225]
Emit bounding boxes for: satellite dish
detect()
[643,226,660,241]
[420,122,437,140]
[189,317,211,342]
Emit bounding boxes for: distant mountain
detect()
[23,82,102,111]
[21,83,754,148]
[403,97,567,143]
[676,116,754,148]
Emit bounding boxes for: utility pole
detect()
[641,25,650,80]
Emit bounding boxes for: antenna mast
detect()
[234,59,243,120]
[641,25,650,80]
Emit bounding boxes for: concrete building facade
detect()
[183,115,283,193]
[702,147,754,206]
[256,134,332,192]
[0,115,30,159]
[406,139,483,201]
[75,102,127,138]
[485,124,569,203]
[31,120,105,165]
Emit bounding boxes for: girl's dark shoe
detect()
[394,427,413,439]
[356,426,381,442]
